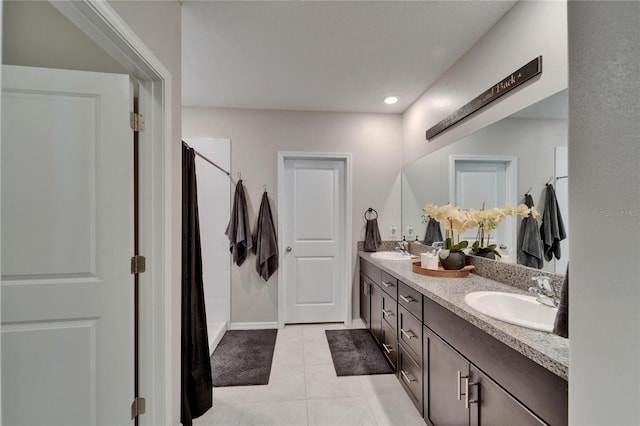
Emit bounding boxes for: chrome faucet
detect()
[395,242,409,255]
[528,276,559,308]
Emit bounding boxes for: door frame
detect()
[449,155,518,252]
[25,1,173,424]
[277,152,353,328]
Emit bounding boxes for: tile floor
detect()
[194,323,426,426]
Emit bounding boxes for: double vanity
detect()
[359,251,569,425]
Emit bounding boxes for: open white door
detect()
[282,158,345,324]
[1,65,133,425]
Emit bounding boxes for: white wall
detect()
[402,0,568,166]
[568,2,640,424]
[183,107,403,323]
[106,1,182,423]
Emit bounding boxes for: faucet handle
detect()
[531,276,551,290]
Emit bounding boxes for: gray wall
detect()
[402,0,568,166]
[568,2,640,424]
[183,107,403,324]
[2,1,126,73]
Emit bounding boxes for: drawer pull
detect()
[382,281,395,288]
[401,328,416,340]
[401,370,416,384]
[382,343,394,354]
[400,295,416,303]
[464,379,479,409]
[457,370,468,401]
[382,309,394,317]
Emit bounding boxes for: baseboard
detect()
[227,321,279,330]
[351,318,366,329]
[208,322,227,353]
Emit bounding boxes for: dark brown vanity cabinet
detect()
[423,296,567,426]
[359,256,567,425]
[359,273,371,329]
[424,327,544,426]
[360,259,383,344]
[369,279,383,344]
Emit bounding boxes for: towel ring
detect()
[364,207,378,220]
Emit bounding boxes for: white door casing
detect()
[278,153,352,326]
[45,2,174,424]
[450,155,518,252]
[1,65,133,424]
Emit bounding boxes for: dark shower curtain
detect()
[181,143,212,425]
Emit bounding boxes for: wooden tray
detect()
[412,262,475,278]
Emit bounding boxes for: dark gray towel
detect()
[517,194,544,269]
[540,184,567,261]
[553,266,569,338]
[363,218,381,252]
[423,217,443,246]
[225,179,252,266]
[252,191,279,281]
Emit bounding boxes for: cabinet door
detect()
[469,368,545,426]
[360,274,371,328]
[424,327,469,426]
[370,281,383,344]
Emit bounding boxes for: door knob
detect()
[286,246,292,252]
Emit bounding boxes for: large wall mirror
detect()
[402,90,568,274]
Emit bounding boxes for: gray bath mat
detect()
[210,329,278,387]
[325,329,393,376]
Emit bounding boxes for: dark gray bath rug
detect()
[210,329,278,387]
[325,329,393,376]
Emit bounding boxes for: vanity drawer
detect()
[398,281,423,321]
[398,344,423,416]
[381,320,398,370]
[380,271,398,300]
[382,291,397,331]
[399,306,422,362]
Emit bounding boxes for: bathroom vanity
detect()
[359,252,569,425]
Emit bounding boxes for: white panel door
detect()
[1,65,133,425]
[454,161,507,244]
[283,159,344,323]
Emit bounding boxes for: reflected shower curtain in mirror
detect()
[181,144,212,425]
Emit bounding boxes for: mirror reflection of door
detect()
[450,155,518,253]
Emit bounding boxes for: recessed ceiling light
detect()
[384,96,399,105]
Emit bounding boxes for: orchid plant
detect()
[423,202,539,259]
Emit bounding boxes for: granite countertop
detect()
[359,251,569,381]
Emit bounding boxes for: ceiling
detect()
[182,1,518,114]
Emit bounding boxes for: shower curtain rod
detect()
[182,141,230,176]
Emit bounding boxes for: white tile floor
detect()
[194,323,426,426]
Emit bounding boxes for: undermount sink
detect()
[370,251,414,261]
[464,291,558,332]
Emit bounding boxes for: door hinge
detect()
[131,255,146,274]
[130,112,145,132]
[131,396,146,419]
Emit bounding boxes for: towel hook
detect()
[364,207,378,220]
[525,187,533,195]
[263,185,267,192]
[546,176,554,185]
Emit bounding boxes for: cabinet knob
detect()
[286,246,292,252]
